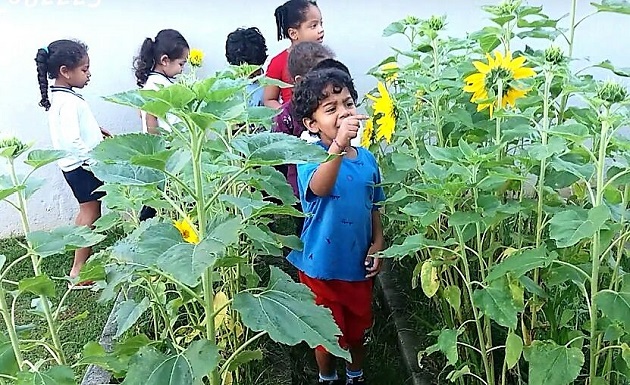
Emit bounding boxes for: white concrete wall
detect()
[0,0,628,237]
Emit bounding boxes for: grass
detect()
[0,232,118,370]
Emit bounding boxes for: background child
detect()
[273,41,335,201]
[35,39,109,288]
[263,0,324,108]
[133,29,189,135]
[225,27,268,107]
[289,67,385,385]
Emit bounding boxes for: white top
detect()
[140,71,178,133]
[48,86,102,172]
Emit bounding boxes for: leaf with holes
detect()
[523,340,584,385]
[233,266,350,360]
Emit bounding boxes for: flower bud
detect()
[544,46,564,65]
[597,81,628,105]
[0,137,28,159]
[427,15,445,31]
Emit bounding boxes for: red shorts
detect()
[299,271,374,351]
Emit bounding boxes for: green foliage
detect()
[372,2,630,384]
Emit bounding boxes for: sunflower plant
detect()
[368,1,630,384]
[68,68,350,385]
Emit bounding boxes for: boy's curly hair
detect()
[225,27,268,66]
[292,67,358,123]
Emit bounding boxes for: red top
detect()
[266,49,293,103]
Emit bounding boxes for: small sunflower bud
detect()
[497,0,520,16]
[597,81,628,105]
[0,137,28,159]
[544,46,565,65]
[426,15,445,31]
[404,15,420,26]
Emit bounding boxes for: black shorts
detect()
[62,166,105,204]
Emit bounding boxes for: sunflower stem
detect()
[559,0,578,122]
[531,70,554,334]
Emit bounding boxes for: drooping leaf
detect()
[487,247,556,282]
[592,0,630,16]
[443,286,461,312]
[594,59,630,77]
[420,260,440,298]
[549,206,610,248]
[473,279,521,329]
[505,332,523,369]
[27,225,105,258]
[226,349,263,371]
[18,275,56,297]
[24,149,66,170]
[114,297,151,339]
[16,366,76,385]
[595,289,630,330]
[231,132,328,167]
[523,340,584,385]
[234,266,350,361]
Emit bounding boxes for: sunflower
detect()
[174,217,199,244]
[366,81,396,143]
[189,48,204,68]
[463,50,536,117]
[361,118,374,148]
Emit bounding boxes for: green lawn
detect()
[0,233,117,369]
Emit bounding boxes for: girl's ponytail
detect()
[274,4,287,41]
[134,38,155,87]
[35,47,51,110]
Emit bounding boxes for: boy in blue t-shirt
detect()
[288,67,385,385]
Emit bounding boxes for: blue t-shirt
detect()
[247,82,264,107]
[287,143,386,281]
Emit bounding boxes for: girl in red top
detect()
[263,0,324,108]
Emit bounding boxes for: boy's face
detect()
[303,85,357,145]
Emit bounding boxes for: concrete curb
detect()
[80,291,125,385]
[376,259,431,385]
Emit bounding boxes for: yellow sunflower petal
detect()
[513,67,536,79]
[494,50,505,65]
[472,60,491,74]
[361,119,374,148]
[485,53,496,68]
[508,56,526,70]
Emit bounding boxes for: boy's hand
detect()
[335,115,368,148]
[365,240,384,278]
